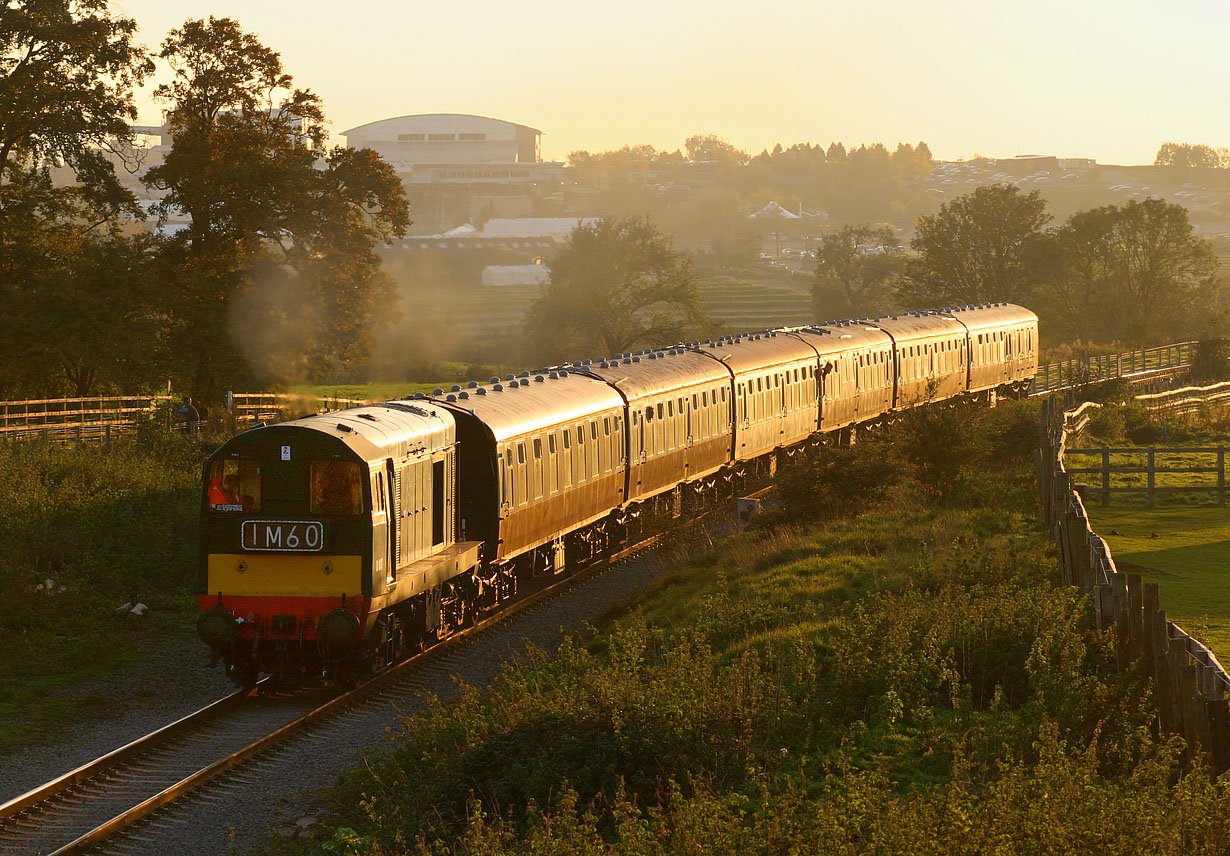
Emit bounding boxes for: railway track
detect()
[0,532,669,856]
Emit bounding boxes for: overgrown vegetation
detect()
[272,401,1230,855]
[0,432,204,745]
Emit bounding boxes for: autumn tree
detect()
[685,134,747,166]
[1154,142,1225,169]
[1045,199,1219,343]
[898,184,1050,306]
[526,217,707,362]
[144,17,409,398]
[812,225,903,320]
[0,0,158,396]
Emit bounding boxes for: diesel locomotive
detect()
[197,302,1038,685]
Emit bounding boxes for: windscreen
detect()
[207,459,262,512]
[310,460,365,515]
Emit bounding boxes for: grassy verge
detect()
[0,430,204,748]
[268,402,1230,855]
[1087,506,1230,660]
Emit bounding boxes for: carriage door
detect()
[386,460,399,576]
[431,459,445,547]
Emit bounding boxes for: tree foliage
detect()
[1044,199,1219,343]
[1154,142,1227,169]
[0,0,153,213]
[811,224,902,320]
[144,16,409,396]
[899,184,1050,306]
[526,217,706,362]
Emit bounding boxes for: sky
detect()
[115,0,1230,165]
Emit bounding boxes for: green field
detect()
[1087,506,1230,661]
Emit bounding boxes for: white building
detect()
[340,113,564,186]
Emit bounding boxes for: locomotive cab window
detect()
[310,460,364,515]
[207,459,261,512]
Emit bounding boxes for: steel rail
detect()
[0,681,262,823]
[34,530,668,855]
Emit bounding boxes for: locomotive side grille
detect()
[393,468,402,567]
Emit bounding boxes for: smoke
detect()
[228,263,320,386]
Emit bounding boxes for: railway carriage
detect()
[951,303,1038,394]
[870,310,971,407]
[698,332,824,460]
[429,371,627,587]
[580,349,733,502]
[794,323,895,431]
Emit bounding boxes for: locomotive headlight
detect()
[197,603,240,648]
[318,607,361,650]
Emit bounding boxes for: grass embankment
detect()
[0,430,203,747]
[274,402,1230,856]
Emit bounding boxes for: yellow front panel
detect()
[207,554,364,597]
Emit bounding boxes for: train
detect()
[196,302,1038,685]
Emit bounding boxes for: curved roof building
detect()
[341,113,543,167]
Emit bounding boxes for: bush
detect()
[1192,337,1230,383]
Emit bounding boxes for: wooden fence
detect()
[1031,342,1196,395]
[1137,381,1230,416]
[226,392,368,425]
[1065,446,1227,507]
[1038,400,1230,769]
[0,395,173,441]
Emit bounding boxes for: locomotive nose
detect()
[197,603,240,648]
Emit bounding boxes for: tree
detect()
[0,0,153,214]
[1154,142,1224,169]
[684,134,747,166]
[1045,199,1218,344]
[899,184,1050,306]
[812,225,903,320]
[526,217,707,362]
[143,17,409,397]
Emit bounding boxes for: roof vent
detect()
[559,369,568,377]
[476,388,487,396]
[468,381,478,388]
[446,394,457,402]
[549,371,559,379]
[458,391,469,399]
[490,376,501,383]
[505,374,515,381]
[450,385,461,392]
[600,361,609,368]
[493,383,504,391]
[623,358,632,364]
[632,356,641,363]
[583,359,592,365]
[336,423,353,433]
[432,388,444,396]
[535,375,545,382]
[414,392,425,399]
[519,370,530,378]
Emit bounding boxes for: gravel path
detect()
[0,545,681,855]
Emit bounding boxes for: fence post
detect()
[1219,448,1225,507]
[1147,449,1156,507]
[1102,449,1111,507]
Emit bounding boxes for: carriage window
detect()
[703,391,708,406]
[591,421,599,440]
[506,448,513,466]
[645,406,654,422]
[563,430,571,450]
[721,387,727,401]
[657,403,664,420]
[548,434,557,454]
[533,438,543,459]
[309,460,363,515]
[667,401,673,417]
[517,443,526,464]
[208,459,262,512]
[603,417,611,436]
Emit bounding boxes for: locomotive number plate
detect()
[241,520,325,552]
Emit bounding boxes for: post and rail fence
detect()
[1039,399,1230,770]
[1064,446,1227,507]
[1030,341,1196,396]
[0,395,174,442]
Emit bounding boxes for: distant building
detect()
[1059,157,1096,170]
[481,263,551,287]
[341,113,564,186]
[995,155,1061,174]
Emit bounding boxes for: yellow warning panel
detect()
[207,554,363,597]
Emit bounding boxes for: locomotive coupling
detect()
[197,602,240,648]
